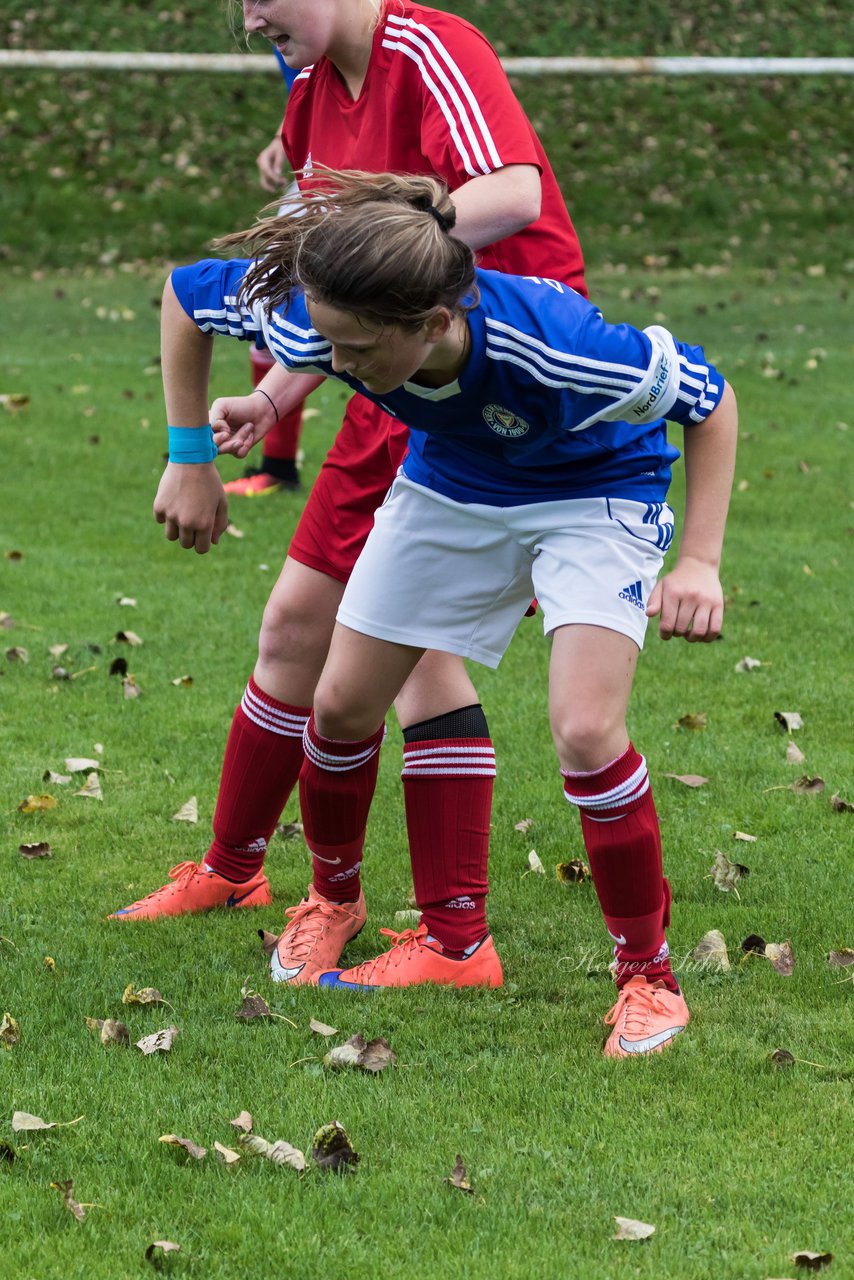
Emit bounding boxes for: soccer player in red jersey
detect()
[111,0,586,989]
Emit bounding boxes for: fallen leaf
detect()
[768,1048,796,1067]
[171,797,198,824]
[786,739,806,764]
[85,1017,130,1047]
[19,842,52,859]
[734,656,763,672]
[115,630,143,646]
[258,929,279,958]
[136,1026,179,1055]
[791,1251,833,1271]
[445,1154,474,1194]
[0,1142,17,1162]
[742,934,767,956]
[0,394,30,412]
[225,523,244,539]
[17,794,58,813]
[145,1241,181,1263]
[51,666,71,680]
[50,1179,88,1222]
[159,1134,206,1160]
[830,793,854,813]
[514,818,534,834]
[733,831,758,842]
[229,1111,253,1134]
[235,991,274,1020]
[393,909,422,927]
[709,850,749,897]
[170,674,193,687]
[692,929,730,972]
[276,820,303,839]
[122,983,167,1007]
[44,956,56,971]
[775,711,803,733]
[311,1121,359,1174]
[309,1019,339,1037]
[11,1112,83,1132]
[214,1141,241,1165]
[791,776,825,795]
[613,1216,656,1241]
[5,646,29,663]
[64,757,101,773]
[116,596,137,608]
[4,550,23,560]
[765,940,795,976]
[43,770,72,785]
[324,1034,396,1074]
[827,949,854,969]
[663,773,709,787]
[238,1133,306,1171]
[48,644,69,658]
[122,675,142,699]
[109,657,128,677]
[1,1013,21,1049]
[74,772,103,800]
[556,858,590,884]
[526,850,546,874]
[675,712,707,731]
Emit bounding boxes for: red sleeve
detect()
[401,7,544,183]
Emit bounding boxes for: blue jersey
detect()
[171,260,725,506]
[272,48,299,92]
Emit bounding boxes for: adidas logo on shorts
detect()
[619,580,645,610]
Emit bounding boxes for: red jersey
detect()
[283,1,586,294]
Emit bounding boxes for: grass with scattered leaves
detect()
[1,259,852,1277]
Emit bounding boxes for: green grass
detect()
[1,265,852,1278]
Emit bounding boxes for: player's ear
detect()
[423,307,453,344]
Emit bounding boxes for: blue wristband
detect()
[167,424,218,464]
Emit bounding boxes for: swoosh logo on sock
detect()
[608,929,627,945]
[618,1025,685,1054]
[270,956,305,983]
[226,888,258,908]
[313,854,342,866]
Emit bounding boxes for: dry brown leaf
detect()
[791,775,825,795]
[122,983,167,1007]
[663,773,709,788]
[613,1216,656,1241]
[786,740,806,765]
[136,1026,179,1055]
[734,655,763,672]
[0,394,30,413]
[733,831,758,843]
[12,1111,83,1132]
[556,858,590,884]
[709,850,750,897]
[692,930,730,972]
[229,1111,253,1134]
[5,646,28,663]
[214,1141,241,1166]
[765,940,795,977]
[768,1048,796,1067]
[159,1134,206,1160]
[830,793,854,813]
[18,794,58,813]
[170,674,193,687]
[122,675,142,699]
[775,711,804,733]
[393,909,422,928]
[50,1179,89,1222]
[74,772,103,801]
[514,818,534,834]
[311,1121,359,1174]
[309,1019,339,1038]
[445,1154,474,1194]
[235,992,273,1020]
[171,797,198,824]
[741,934,767,956]
[115,629,143,646]
[675,712,707,731]
[276,820,304,839]
[43,770,72,785]
[19,842,52,859]
[1,1013,21,1050]
[4,550,23,561]
[44,956,56,971]
[48,644,68,658]
[109,656,128,677]
[145,1241,181,1264]
[791,1251,833,1271]
[116,596,137,608]
[526,850,546,875]
[64,757,101,773]
[324,1033,396,1074]
[258,929,279,958]
[238,1133,306,1171]
[85,1017,130,1047]
[827,948,854,969]
[225,523,245,539]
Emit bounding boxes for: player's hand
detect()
[646,557,724,642]
[210,391,277,459]
[153,462,229,555]
[257,136,286,192]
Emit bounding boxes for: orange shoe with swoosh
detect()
[318,924,503,990]
[269,884,367,985]
[107,861,271,919]
[603,976,690,1057]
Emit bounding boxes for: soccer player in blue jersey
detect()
[154,169,737,1055]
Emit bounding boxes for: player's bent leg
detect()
[255,557,346,705]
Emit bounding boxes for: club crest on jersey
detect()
[482,403,530,438]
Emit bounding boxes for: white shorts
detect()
[337,476,674,668]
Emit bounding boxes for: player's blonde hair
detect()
[214,168,478,331]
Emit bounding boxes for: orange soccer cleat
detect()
[222,470,285,496]
[269,884,367,985]
[603,975,690,1058]
[318,924,503,990]
[107,861,271,920]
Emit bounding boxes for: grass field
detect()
[1,261,852,1278]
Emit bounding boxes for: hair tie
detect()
[425,204,451,232]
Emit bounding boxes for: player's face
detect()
[306,299,446,395]
[242,0,342,68]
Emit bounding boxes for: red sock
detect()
[299,714,384,903]
[402,720,495,955]
[206,677,309,882]
[562,744,676,990]
[250,345,302,463]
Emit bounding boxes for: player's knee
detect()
[257,593,332,672]
[551,708,624,773]
[313,680,376,742]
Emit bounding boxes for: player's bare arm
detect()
[448,164,542,251]
[212,370,325,459]
[647,380,738,642]
[152,277,229,556]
